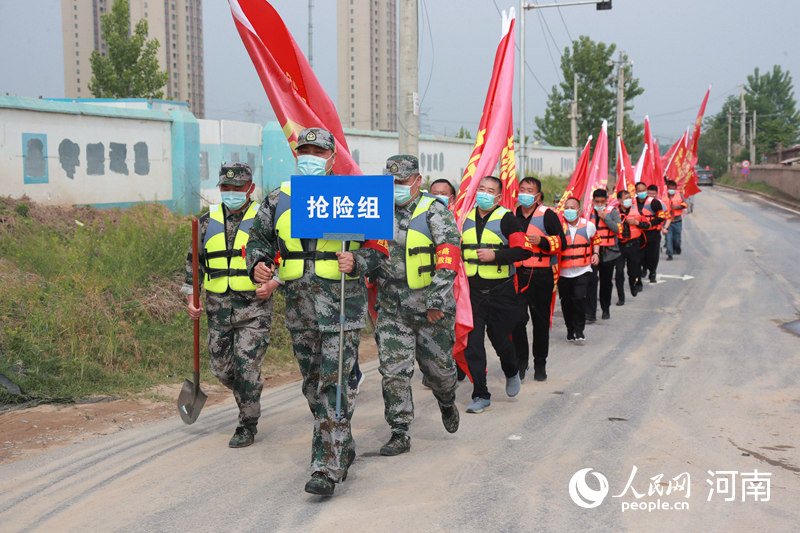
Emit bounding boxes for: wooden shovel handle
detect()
[191,219,200,374]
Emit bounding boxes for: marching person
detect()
[663,179,688,260]
[512,177,564,382]
[585,188,623,321]
[429,178,457,210]
[615,189,649,301]
[639,184,668,282]
[462,176,532,413]
[371,155,460,457]
[183,162,275,449]
[246,128,388,497]
[558,197,600,342]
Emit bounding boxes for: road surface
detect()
[1,187,799,532]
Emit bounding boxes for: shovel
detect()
[178,219,208,424]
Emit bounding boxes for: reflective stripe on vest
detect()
[561,219,592,268]
[462,206,514,279]
[273,182,361,281]
[518,205,558,268]
[594,206,616,247]
[203,202,259,293]
[406,195,437,289]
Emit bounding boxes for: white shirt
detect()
[560,218,596,279]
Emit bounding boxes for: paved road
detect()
[2,188,799,532]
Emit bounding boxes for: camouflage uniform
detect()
[245,129,387,483]
[374,156,459,437]
[181,163,272,430]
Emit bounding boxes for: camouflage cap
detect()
[217,162,253,186]
[296,127,336,151]
[383,155,419,181]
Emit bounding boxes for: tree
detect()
[456,126,472,139]
[745,65,800,158]
[534,36,644,152]
[696,94,739,178]
[89,0,169,99]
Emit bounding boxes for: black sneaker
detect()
[519,367,527,381]
[585,315,596,324]
[228,425,256,448]
[649,275,657,283]
[631,285,639,297]
[575,332,586,342]
[304,472,335,496]
[601,310,610,320]
[667,255,673,261]
[533,365,547,382]
[439,403,460,434]
[567,331,575,342]
[380,433,411,456]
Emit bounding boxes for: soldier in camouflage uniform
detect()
[246,128,388,497]
[372,155,461,456]
[183,163,276,448]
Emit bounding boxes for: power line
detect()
[418,0,435,107]
[536,10,563,83]
[554,1,574,43]
[491,0,550,96]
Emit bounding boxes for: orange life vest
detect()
[560,218,592,268]
[618,202,643,243]
[640,197,664,231]
[593,206,617,247]
[669,192,687,219]
[516,205,559,268]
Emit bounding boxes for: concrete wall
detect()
[1,96,577,213]
[739,164,800,200]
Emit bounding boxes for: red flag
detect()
[689,86,711,158]
[580,120,609,218]
[228,0,359,174]
[640,116,665,194]
[555,136,592,215]
[614,135,636,203]
[453,17,516,222]
[451,14,516,380]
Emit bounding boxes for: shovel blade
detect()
[177,378,208,424]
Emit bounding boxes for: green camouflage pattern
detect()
[373,192,459,433]
[383,154,419,181]
[246,186,386,481]
[296,128,336,151]
[181,202,272,427]
[217,162,253,186]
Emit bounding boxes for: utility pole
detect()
[727,106,732,172]
[750,109,756,163]
[609,50,632,168]
[520,1,611,177]
[246,102,255,123]
[739,85,746,151]
[567,73,581,159]
[398,0,419,156]
[308,0,313,68]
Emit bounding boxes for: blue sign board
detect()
[290,174,394,239]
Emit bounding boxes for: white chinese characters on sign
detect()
[706,470,771,502]
[307,195,379,219]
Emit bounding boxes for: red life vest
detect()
[516,205,559,268]
[618,202,643,243]
[560,218,592,268]
[593,205,617,247]
[640,197,664,231]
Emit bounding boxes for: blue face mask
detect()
[296,154,331,176]
[622,198,633,208]
[563,208,579,222]
[476,191,497,210]
[518,193,537,207]
[593,204,604,212]
[668,189,677,196]
[433,195,451,207]
[395,184,413,205]
[221,191,248,211]
[637,191,647,200]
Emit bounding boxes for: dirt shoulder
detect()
[0,334,377,466]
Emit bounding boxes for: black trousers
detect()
[464,280,520,400]
[558,271,591,336]
[641,231,661,279]
[586,261,616,315]
[512,267,554,372]
[618,239,642,297]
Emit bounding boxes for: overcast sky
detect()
[1,0,798,145]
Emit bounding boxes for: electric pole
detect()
[739,85,746,151]
[398,0,419,156]
[308,0,313,68]
[609,50,632,168]
[727,106,732,172]
[750,109,756,163]
[567,73,581,159]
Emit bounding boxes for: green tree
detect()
[89,0,169,99]
[696,94,739,177]
[745,65,800,159]
[456,126,472,139]
[534,36,644,152]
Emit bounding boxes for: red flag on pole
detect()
[227,0,360,175]
[555,136,593,215]
[580,120,609,218]
[451,13,517,380]
[614,134,636,203]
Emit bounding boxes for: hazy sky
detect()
[1,0,798,145]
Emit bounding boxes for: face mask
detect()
[518,193,537,207]
[622,198,633,208]
[668,189,677,196]
[637,191,647,200]
[394,184,413,205]
[476,192,497,210]
[296,154,331,176]
[221,191,248,211]
[593,204,604,212]
[563,208,579,222]
[434,195,450,207]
